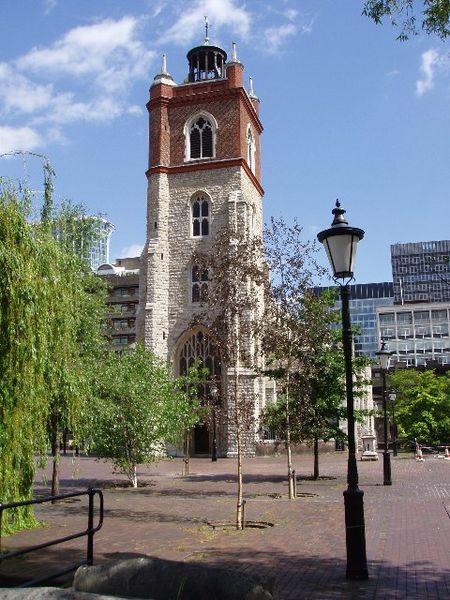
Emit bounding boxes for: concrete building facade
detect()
[391,240,450,304]
[97,257,139,351]
[137,40,265,457]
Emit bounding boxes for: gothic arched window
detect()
[178,330,221,403]
[191,264,209,303]
[185,113,217,161]
[247,126,256,174]
[192,194,209,237]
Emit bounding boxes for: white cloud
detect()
[262,23,298,54]
[164,0,251,46]
[17,16,155,94]
[43,0,57,15]
[120,243,144,258]
[416,49,440,96]
[0,126,43,154]
[0,63,55,114]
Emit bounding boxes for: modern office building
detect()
[317,282,394,358]
[88,218,115,270]
[97,257,140,351]
[376,302,450,368]
[391,240,450,304]
[52,216,114,270]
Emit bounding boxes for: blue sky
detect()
[1,0,449,284]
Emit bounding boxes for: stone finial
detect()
[248,77,259,100]
[161,54,168,74]
[231,42,238,62]
[151,53,176,88]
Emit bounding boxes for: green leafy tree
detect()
[388,369,450,445]
[363,0,450,39]
[262,218,332,495]
[0,180,106,531]
[43,203,108,499]
[88,344,202,487]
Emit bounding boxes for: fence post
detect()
[87,489,94,565]
[292,470,297,497]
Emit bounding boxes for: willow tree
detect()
[0,181,106,531]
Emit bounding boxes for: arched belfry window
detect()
[192,193,209,237]
[185,113,217,161]
[247,126,256,174]
[191,264,209,303]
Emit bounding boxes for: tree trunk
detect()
[285,370,295,499]
[313,435,319,480]
[130,465,138,488]
[50,420,60,503]
[236,432,243,530]
[183,430,190,476]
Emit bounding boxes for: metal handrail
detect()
[0,488,103,587]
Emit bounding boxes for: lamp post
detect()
[210,380,219,462]
[376,341,393,484]
[318,200,368,580]
[389,391,398,457]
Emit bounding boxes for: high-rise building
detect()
[137,39,265,457]
[377,302,450,368]
[391,240,450,304]
[316,282,394,358]
[88,218,115,270]
[97,257,139,351]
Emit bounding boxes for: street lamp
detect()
[317,200,368,580]
[210,380,219,462]
[376,341,394,485]
[389,391,398,457]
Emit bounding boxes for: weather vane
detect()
[204,15,209,44]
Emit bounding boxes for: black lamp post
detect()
[376,341,393,485]
[389,391,398,457]
[210,380,219,462]
[318,200,368,580]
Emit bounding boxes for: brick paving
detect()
[1,452,450,599]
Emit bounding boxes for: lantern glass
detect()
[323,232,359,279]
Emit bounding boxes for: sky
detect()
[0,0,449,285]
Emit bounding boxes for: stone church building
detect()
[136,36,269,458]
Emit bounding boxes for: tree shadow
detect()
[3,545,449,599]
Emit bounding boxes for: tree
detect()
[261,218,331,496]
[388,368,450,445]
[0,181,106,532]
[363,0,450,40]
[87,344,202,487]
[43,202,108,499]
[192,226,266,529]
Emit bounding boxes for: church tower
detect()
[138,33,264,457]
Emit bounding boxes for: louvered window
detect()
[190,117,214,159]
[247,127,256,174]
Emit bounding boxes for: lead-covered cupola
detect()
[186,20,227,82]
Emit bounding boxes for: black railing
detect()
[0,488,103,587]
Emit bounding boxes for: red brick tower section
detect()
[146,47,263,195]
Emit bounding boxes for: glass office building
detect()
[377,302,450,368]
[317,282,394,358]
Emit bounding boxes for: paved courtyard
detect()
[1,452,450,599]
